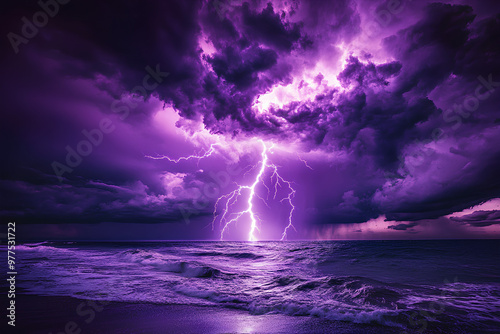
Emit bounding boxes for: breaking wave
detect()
[13,240,500,332]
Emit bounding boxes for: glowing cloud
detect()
[147,139,297,241]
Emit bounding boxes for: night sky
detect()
[1,0,500,240]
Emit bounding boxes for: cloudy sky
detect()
[1,0,500,240]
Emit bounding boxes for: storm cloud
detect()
[1,0,499,239]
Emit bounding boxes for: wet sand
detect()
[12,294,403,334]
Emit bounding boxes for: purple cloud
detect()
[450,210,500,227]
[1,0,500,239]
[387,222,419,231]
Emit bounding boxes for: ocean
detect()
[8,240,500,333]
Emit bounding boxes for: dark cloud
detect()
[1,0,500,238]
[387,222,419,231]
[450,210,500,227]
[384,3,476,95]
[242,2,301,52]
[337,56,402,88]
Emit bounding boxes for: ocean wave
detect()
[190,251,264,260]
[16,245,71,253]
[117,249,230,278]
[172,283,403,327]
[13,241,500,332]
[21,241,51,246]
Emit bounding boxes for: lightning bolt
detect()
[269,164,297,241]
[146,139,298,241]
[297,154,313,170]
[145,143,220,163]
[213,140,296,241]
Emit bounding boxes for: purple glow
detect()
[148,138,298,241]
[1,0,500,241]
[3,1,500,333]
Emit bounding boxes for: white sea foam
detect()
[13,241,500,331]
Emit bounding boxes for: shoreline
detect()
[12,293,405,334]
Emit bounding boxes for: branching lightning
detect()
[145,143,220,163]
[297,154,313,170]
[212,140,297,241]
[146,139,299,241]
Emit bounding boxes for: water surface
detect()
[9,240,500,332]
